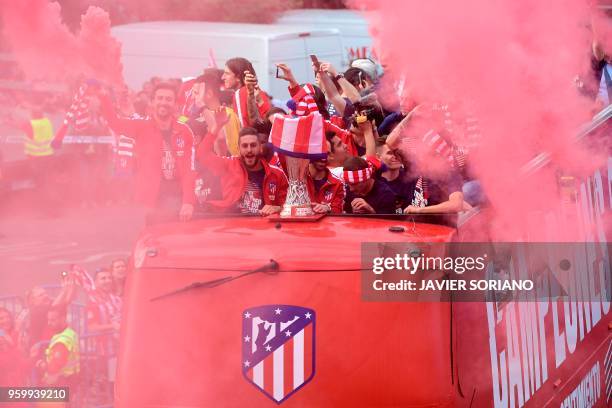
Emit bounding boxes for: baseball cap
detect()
[350,59,379,82]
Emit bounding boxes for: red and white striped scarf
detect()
[70,264,96,295]
[65,84,91,132]
[51,84,91,147]
[404,130,464,170]
[343,166,373,184]
[421,130,455,166]
[113,134,136,174]
[432,102,475,170]
[290,84,319,117]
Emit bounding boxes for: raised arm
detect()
[359,117,377,157]
[51,276,78,307]
[405,191,464,214]
[244,71,263,127]
[385,105,422,150]
[98,90,141,137]
[317,62,347,116]
[321,62,361,103]
[197,108,232,175]
[276,63,300,90]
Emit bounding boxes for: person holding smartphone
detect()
[222,57,271,128]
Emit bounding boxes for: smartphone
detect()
[309,54,321,72]
[275,66,281,79]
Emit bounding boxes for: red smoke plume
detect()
[350,0,608,240]
[1,0,123,85]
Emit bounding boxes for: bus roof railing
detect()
[520,104,611,177]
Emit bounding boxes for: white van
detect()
[111,21,343,100]
[276,9,373,70]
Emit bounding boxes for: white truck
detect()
[110,21,344,101]
[275,9,373,70]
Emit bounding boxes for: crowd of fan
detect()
[69,57,489,221]
[0,259,126,395]
[2,37,603,216]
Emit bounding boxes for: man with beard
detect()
[35,306,79,390]
[307,157,345,214]
[222,57,271,127]
[86,269,122,334]
[325,130,353,180]
[197,110,288,215]
[100,82,196,221]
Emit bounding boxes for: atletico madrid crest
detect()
[242,305,316,404]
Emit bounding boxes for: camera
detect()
[351,99,383,127]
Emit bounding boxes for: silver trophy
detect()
[280,156,314,217]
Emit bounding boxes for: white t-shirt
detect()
[329,166,344,181]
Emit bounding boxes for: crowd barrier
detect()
[75,330,118,408]
[0,294,24,317]
[1,289,118,407]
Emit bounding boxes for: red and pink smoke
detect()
[0,0,123,86]
[351,0,609,240]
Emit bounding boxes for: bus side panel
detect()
[454,155,612,408]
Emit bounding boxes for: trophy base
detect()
[267,213,325,223]
[281,204,315,218]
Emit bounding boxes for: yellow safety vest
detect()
[24,118,54,157]
[44,327,80,379]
